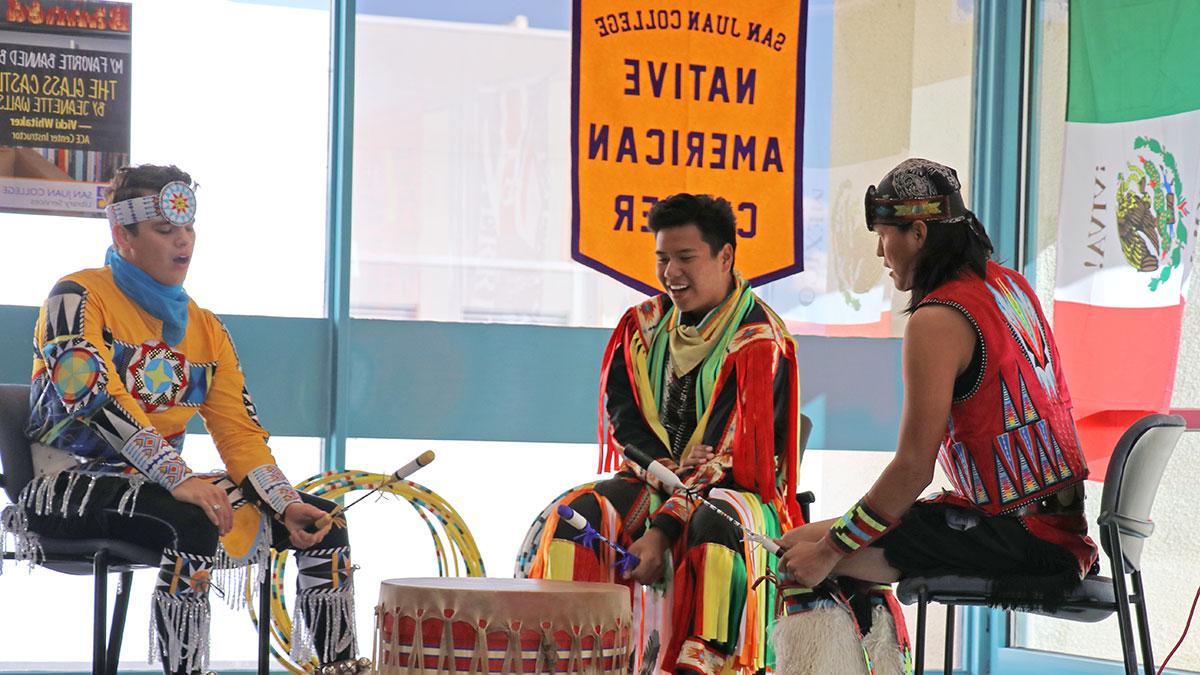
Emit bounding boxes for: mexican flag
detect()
[1054,1,1200,477]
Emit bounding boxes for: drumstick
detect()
[621,445,785,556]
[298,450,437,535]
[556,504,640,575]
[619,447,843,595]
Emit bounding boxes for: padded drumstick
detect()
[621,444,685,492]
[621,445,785,557]
[302,450,436,534]
[557,504,591,532]
[556,504,640,575]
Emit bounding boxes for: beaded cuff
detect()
[825,497,892,556]
[245,463,303,514]
[121,428,194,492]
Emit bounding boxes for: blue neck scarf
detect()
[105,247,189,346]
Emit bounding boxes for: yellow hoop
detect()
[243,469,486,673]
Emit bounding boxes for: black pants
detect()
[25,472,355,673]
[26,472,349,555]
[553,471,743,551]
[551,471,748,671]
[874,501,1084,608]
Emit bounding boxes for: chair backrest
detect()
[798,414,814,460]
[1097,413,1186,571]
[0,383,34,504]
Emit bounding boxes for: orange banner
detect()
[571,1,807,293]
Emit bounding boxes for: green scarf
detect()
[646,273,755,419]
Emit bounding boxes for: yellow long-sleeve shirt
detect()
[28,266,300,513]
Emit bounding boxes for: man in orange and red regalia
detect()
[531,193,905,674]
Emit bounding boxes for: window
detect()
[349,1,976,335]
[0,0,332,668]
[1015,0,1200,669]
[758,0,975,338]
[0,0,330,318]
[348,7,642,327]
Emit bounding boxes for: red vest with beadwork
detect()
[921,262,1088,514]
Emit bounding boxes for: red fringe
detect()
[879,586,913,657]
[698,337,802,524]
[569,541,608,583]
[598,310,638,473]
[662,545,702,671]
[731,341,779,506]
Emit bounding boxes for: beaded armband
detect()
[121,429,194,492]
[245,464,303,514]
[825,497,893,556]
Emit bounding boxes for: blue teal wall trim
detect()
[969,1,1031,671]
[346,321,904,448]
[994,646,1191,674]
[335,321,907,449]
[971,0,1027,269]
[0,305,331,438]
[324,0,356,471]
[215,314,330,437]
[0,306,904,451]
[0,305,34,384]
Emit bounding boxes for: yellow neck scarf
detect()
[666,273,748,377]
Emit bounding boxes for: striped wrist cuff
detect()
[826,497,892,556]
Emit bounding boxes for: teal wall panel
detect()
[994,646,1192,674]
[344,321,904,450]
[215,314,330,438]
[346,319,610,444]
[797,335,903,452]
[0,305,35,385]
[0,307,903,451]
[0,305,329,439]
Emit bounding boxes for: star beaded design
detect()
[143,357,175,394]
[167,193,190,216]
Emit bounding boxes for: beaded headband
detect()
[105,180,197,227]
[864,183,968,231]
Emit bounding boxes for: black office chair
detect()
[0,383,274,674]
[797,414,815,522]
[896,413,1187,675]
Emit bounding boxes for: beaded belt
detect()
[1011,483,1085,517]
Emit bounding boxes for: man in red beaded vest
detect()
[778,158,1097,614]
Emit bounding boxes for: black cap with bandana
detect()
[864,158,971,231]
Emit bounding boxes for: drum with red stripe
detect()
[375,578,631,674]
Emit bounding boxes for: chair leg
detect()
[1131,571,1155,675]
[1108,534,1141,675]
[258,553,273,675]
[92,550,109,675]
[915,589,928,675]
[944,604,956,675]
[106,571,133,675]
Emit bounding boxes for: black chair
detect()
[0,383,274,674]
[797,414,815,522]
[896,413,1187,675]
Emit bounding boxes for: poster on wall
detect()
[571,1,807,294]
[0,0,131,217]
